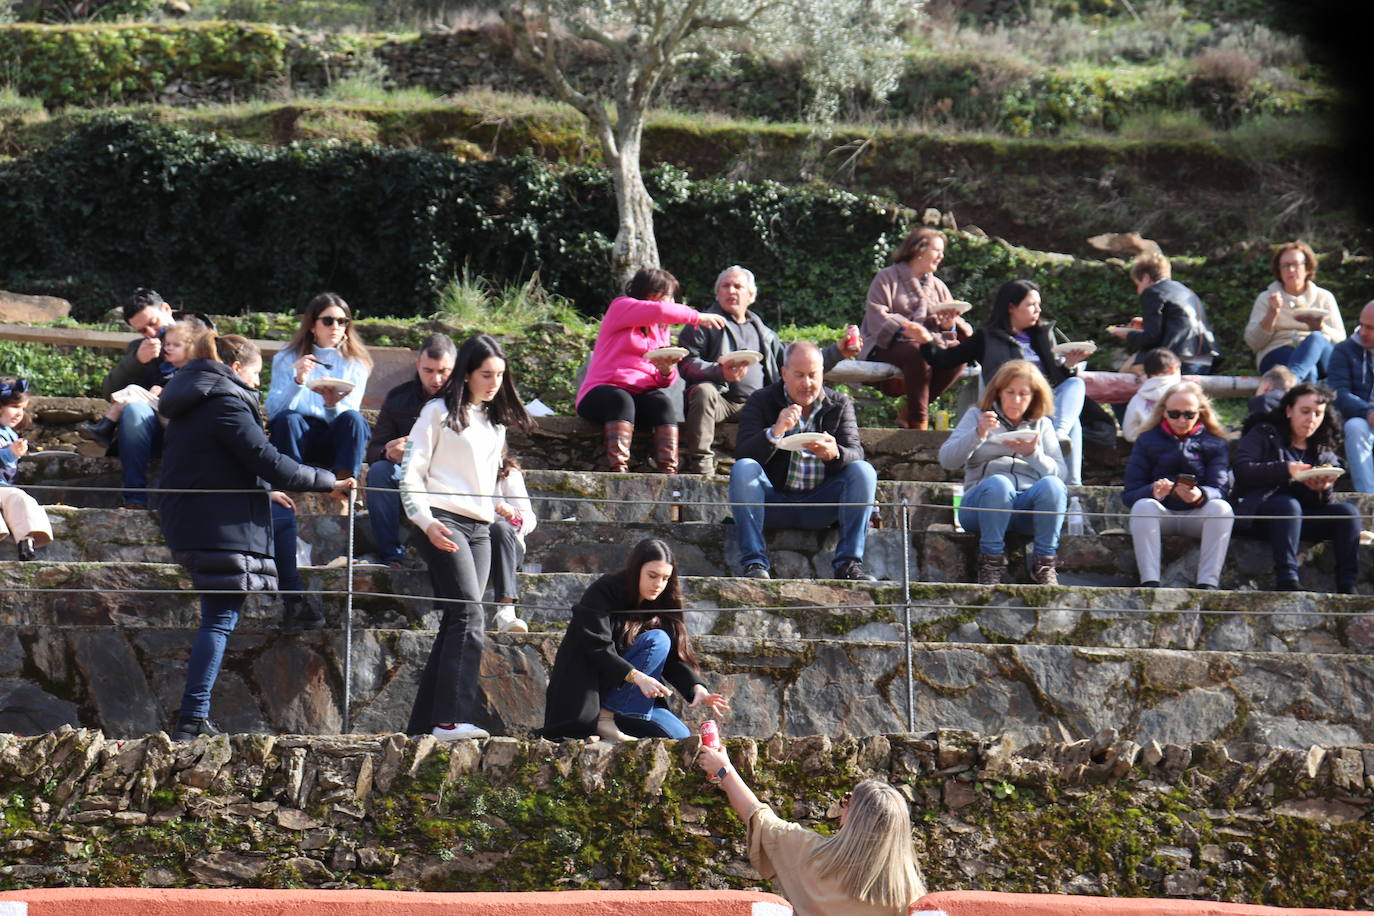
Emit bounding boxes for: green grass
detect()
[434,268,590,335]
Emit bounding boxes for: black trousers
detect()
[577,384,681,427]
[406,510,491,734]
[489,516,524,602]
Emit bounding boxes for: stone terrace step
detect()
[4,625,1371,750]
[3,564,1370,655]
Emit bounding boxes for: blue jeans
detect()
[1052,377,1085,486]
[269,410,370,477]
[1259,333,1333,383]
[1252,494,1360,587]
[270,500,301,595]
[602,629,690,739]
[118,401,163,506]
[961,473,1068,557]
[1345,417,1374,494]
[729,459,877,572]
[366,458,405,563]
[179,592,245,720]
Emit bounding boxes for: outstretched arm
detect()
[697,745,762,823]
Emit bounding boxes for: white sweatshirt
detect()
[400,400,504,533]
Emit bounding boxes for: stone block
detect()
[0,291,71,323]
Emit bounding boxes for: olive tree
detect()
[501,0,913,285]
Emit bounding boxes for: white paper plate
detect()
[644,346,688,361]
[933,299,973,315]
[308,377,356,395]
[1290,308,1328,321]
[1294,466,1344,482]
[988,429,1039,446]
[1107,325,1137,334]
[719,349,763,366]
[25,449,79,459]
[1053,341,1097,356]
[776,432,827,451]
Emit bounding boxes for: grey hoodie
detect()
[939,406,1067,490]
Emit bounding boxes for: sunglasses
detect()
[1166,410,1198,420]
[317,316,350,328]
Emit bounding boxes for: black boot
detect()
[78,417,116,448]
[280,596,324,632]
[172,716,220,743]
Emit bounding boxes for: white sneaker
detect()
[432,723,489,741]
[493,606,529,633]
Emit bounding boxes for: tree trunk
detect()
[608,123,658,290]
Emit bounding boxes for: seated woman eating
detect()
[1233,382,1360,593]
[539,537,729,743]
[939,360,1069,586]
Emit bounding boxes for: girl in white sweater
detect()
[400,334,533,741]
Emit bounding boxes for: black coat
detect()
[158,359,336,591]
[734,381,864,490]
[678,305,785,398]
[539,574,704,740]
[1126,279,1218,363]
[364,375,432,465]
[921,322,1074,387]
[1232,411,1341,528]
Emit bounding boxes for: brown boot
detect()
[651,424,679,475]
[603,420,634,473]
[977,553,1006,585]
[1031,555,1059,586]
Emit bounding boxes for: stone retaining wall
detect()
[0,728,1366,907]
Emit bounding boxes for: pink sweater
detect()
[575,296,702,405]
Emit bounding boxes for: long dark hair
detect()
[286,292,374,369]
[985,279,1041,334]
[1273,382,1342,452]
[439,334,534,435]
[617,538,697,667]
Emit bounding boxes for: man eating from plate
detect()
[728,341,877,581]
[679,265,861,477]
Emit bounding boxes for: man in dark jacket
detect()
[728,342,877,581]
[158,348,346,741]
[364,334,456,567]
[1328,299,1374,492]
[1111,252,1219,375]
[84,288,180,508]
[679,265,862,476]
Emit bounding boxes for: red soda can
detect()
[699,719,721,749]
[844,324,861,351]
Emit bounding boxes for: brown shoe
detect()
[603,420,634,473]
[976,553,1006,585]
[1031,555,1059,586]
[651,424,679,475]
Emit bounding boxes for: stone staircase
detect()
[5,399,1374,753]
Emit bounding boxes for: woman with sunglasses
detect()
[1233,382,1360,592]
[1122,382,1234,589]
[694,744,926,915]
[265,292,374,481]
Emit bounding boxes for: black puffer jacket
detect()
[158,358,336,591]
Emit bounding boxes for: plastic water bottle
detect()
[1067,496,1086,536]
[670,489,683,523]
[951,484,964,532]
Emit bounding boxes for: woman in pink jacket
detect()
[576,268,726,473]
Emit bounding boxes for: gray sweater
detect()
[939,406,1067,490]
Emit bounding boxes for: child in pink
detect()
[576,268,725,473]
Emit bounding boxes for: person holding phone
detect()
[1121,382,1234,589]
[938,360,1068,586]
[1233,383,1360,592]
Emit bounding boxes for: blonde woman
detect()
[1243,241,1344,381]
[1121,382,1234,589]
[938,360,1068,585]
[695,744,925,916]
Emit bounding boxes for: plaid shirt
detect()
[777,393,827,492]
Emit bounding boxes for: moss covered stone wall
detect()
[0,727,1368,905]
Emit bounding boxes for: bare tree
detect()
[502,0,912,286]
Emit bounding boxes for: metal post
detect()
[901,497,914,733]
[344,488,357,733]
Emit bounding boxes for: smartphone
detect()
[1176,474,1197,486]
